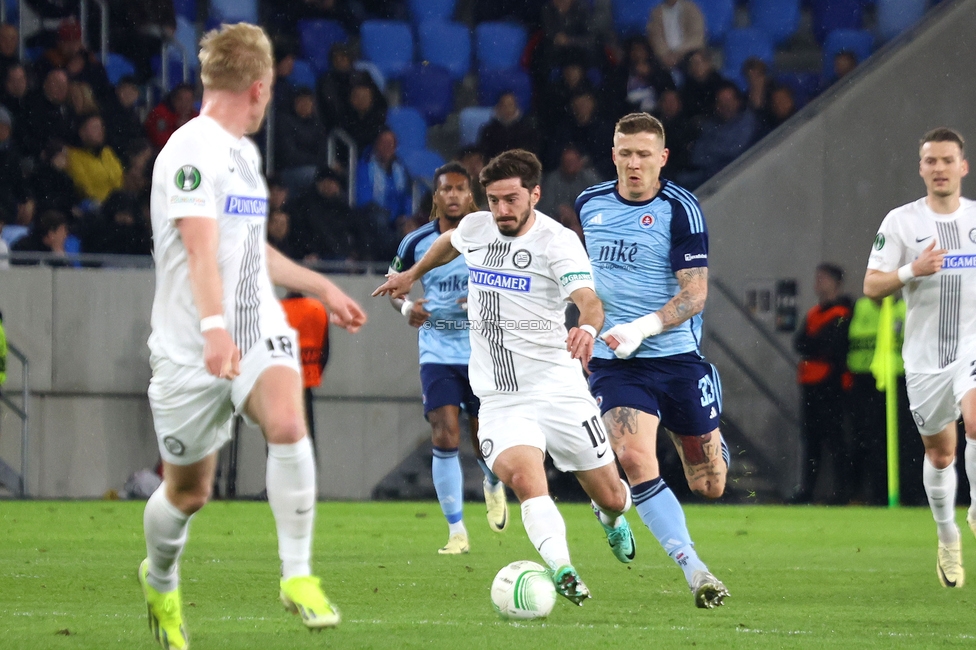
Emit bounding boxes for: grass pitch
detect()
[2,500,975,649]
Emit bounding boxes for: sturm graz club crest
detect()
[480,438,494,458]
[163,436,186,456]
[175,165,201,191]
[512,249,532,269]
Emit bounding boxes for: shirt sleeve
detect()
[161,131,218,222]
[547,228,596,299]
[668,196,709,272]
[866,212,905,272]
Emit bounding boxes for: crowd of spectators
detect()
[0,0,872,266]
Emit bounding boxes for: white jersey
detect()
[867,197,976,373]
[149,115,288,367]
[450,210,596,395]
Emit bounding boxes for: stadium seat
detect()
[775,71,822,108]
[173,16,200,70]
[876,0,927,42]
[288,59,318,90]
[360,20,415,80]
[401,149,446,183]
[400,64,454,124]
[209,0,258,24]
[822,28,873,79]
[387,107,428,152]
[721,28,775,87]
[696,0,735,44]
[458,106,494,146]
[173,0,196,21]
[810,0,864,44]
[612,0,662,37]
[408,0,456,24]
[477,68,532,113]
[105,53,136,85]
[474,22,527,74]
[3,0,18,23]
[151,56,195,91]
[297,19,348,73]
[418,20,471,81]
[749,0,801,45]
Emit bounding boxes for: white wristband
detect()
[400,299,414,317]
[897,263,915,284]
[633,312,664,338]
[579,324,597,338]
[200,315,226,332]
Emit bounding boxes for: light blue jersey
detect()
[392,220,470,365]
[576,179,708,359]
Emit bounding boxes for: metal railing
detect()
[160,37,190,91]
[0,341,30,497]
[79,0,109,64]
[326,129,358,207]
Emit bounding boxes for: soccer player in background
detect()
[576,113,729,608]
[140,23,367,648]
[864,127,976,588]
[388,162,509,555]
[374,149,636,605]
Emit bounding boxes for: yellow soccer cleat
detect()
[280,575,341,629]
[937,540,965,588]
[437,532,470,555]
[138,559,189,650]
[484,479,509,533]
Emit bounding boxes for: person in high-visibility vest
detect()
[792,263,853,504]
[281,294,330,449]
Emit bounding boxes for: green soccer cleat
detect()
[138,559,188,650]
[280,575,341,629]
[592,504,636,563]
[690,570,730,609]
[552,565,591,606]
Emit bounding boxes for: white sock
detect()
[448,520,468,536]
[923,455,960,545]
[966,438,976,522]
[144,485,191,593]
[593,478,633,528]
[520,496,571,571]
[267,437,316,580]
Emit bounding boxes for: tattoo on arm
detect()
[659,267,707,330]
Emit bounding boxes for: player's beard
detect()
[495,205,531,236]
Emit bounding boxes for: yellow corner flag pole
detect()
[870,296,900,507]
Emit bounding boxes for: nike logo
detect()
[296,506,314,514]
[229,166,236,173]
[916,236,932,243]
[938,563,958,587]
[625,531,636,560]
[596,449,608,458]
[469,246,485,252]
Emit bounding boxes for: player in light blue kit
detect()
[576,113,730,608]
[390,162,508,554]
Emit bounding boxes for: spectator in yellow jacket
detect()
[66,113,123,204]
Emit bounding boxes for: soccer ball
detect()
[490,560,557,620]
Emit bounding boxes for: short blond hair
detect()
[199,23,273,93]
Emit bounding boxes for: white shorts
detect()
[906,356,976,436]
[477,383,615,474]
[148,328,301,465]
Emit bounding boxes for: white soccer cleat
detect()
[937,540,964,588]
[437,532,470,555]
[967,514,976,541]
[484,479,509,532]
[690,570,729,608]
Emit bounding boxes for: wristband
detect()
[633,312,664,338]
[579,324,597,338]
[400,299,415,317]
[200,315,226,332]
[897,263,915,284]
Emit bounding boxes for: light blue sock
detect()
[432,447,464,525]
[632,478,706,583]
[477,458,500,486]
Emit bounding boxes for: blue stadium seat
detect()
[721,28,775,87]
[408,0,456,23]
[3,0,18,23]
[105,53,136,85]
[173,0,196,20]
[151,56,196,91]
[173,16,200,70]
[297,19,348,73]
[612,0,662,37]
[418,20,471,80]
[401,64,454,124]
[474,22,527,74]
[361,20,415,80]
[822,28,873,79]
[810,0,864,44]
[876,0,927,42]
[401,149,446,183]
[209,0,258,24]
[477,68,532,113]
[775,71,822,108]
[288,59,318,90]
[749,0,801,45]
[697,0,735,44]
[458,106,494,146]
[387,107,428,152]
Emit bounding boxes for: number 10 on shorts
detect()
[582,416,607,448]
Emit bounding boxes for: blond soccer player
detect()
[139,23,366,649]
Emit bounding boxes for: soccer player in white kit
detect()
[139,24,367,648]
[374,149,635,606]
[864,127,976,589]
